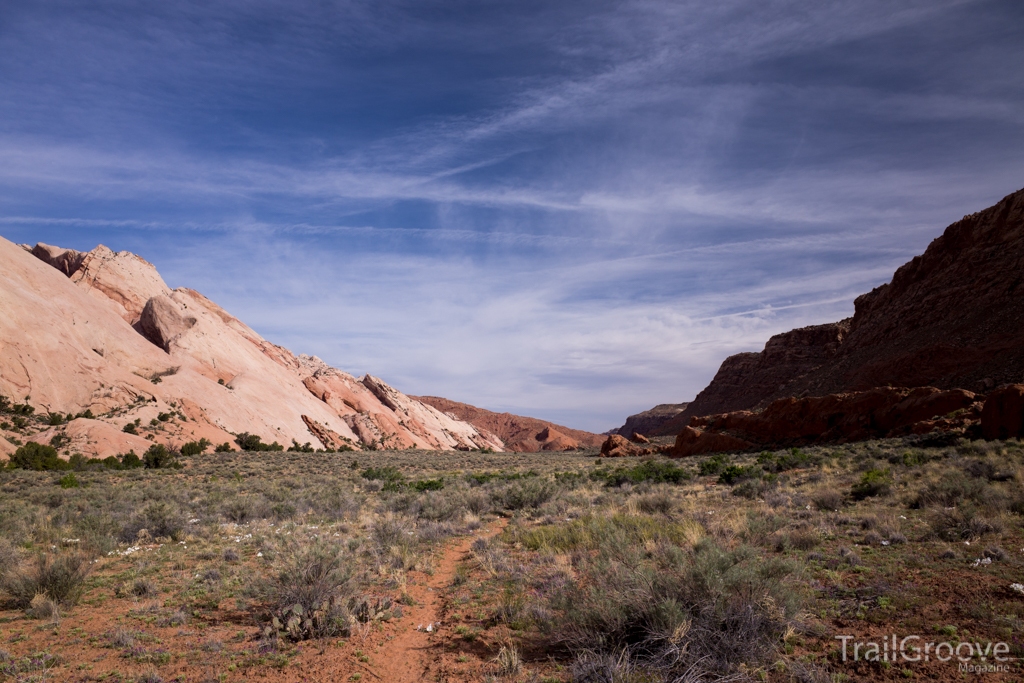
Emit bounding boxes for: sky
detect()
[1,0,1022,432]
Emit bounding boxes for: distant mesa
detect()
[612,403,688,437]
[0,238,507,459]
[413,396,603,452]
[623,185,1024,453]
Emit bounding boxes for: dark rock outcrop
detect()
[615,403,689,436]
[642,186,1024,435]
[981,384,1024,440]
[658,322,849,433]
[600,434,651,457]
[670,386,980,457]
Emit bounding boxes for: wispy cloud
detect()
[0,0,1021,430]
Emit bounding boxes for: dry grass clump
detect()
[928,505,1002,541]
[1,551,92,608]
[258,541,354,641]
[552,536,801,680]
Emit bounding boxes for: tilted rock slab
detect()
[0,237,504,458]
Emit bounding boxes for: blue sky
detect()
[1,0,1022,431]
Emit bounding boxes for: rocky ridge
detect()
[412,396,603,452]
[640,186,1024,440]
[0,238,504,458]
[613,403,689,437]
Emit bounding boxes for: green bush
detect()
[593,460,691,487]
[143,444,181,469]
[757,448,821,472]
[288,440,315,453]
[120,451,143,468]
[122,423,137,435]
[410,478,444,492]
[8,442,69,471]
[180,439,211,457]
[9,403,34,417]
[718,464,760,485]
[234,433,283,452]
[851,468,892,500]
[58,473,80,489]
[362,466,404,482]
[699,453,729,476]
[214,442,233,453]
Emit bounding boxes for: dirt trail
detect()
[372,519,507,682]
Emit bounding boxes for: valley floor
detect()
[1,442,1023,682]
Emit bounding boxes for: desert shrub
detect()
[698,453,729,476]
[553,538,800,678]
[788,528,820,550]
[911,472,987,508]
[370,515,413,552]
[512,514,704,552]
[0,539,19,580]
[120,451,143,468]
[214,442,233,453]
[719,464,760,485]
[851,468,892,500]
[757,448,821,473]
[234,433,283,452]
[928,505,1001,541]
[221,495,271,523]
[465,470,538,486]
[410,478,444,492]
[897,450,929,466]
[58,473,79,489]
[636,490,675,515]
[121,502,186,542]
[143,444,180,469]
[122,422,137,435]
[9,403,34,417]
[732,476,779,499]
[965,459,1014,482]
[2,552,92,608]
[594,460,691,487]
[409,491,463,522]
[362,466,404,483]
[287,440,315,453]
[811,489,844,511]
[180,439,211,457]
[259,542,353,641]
[491,479,556,510]
[7,442,69,471]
